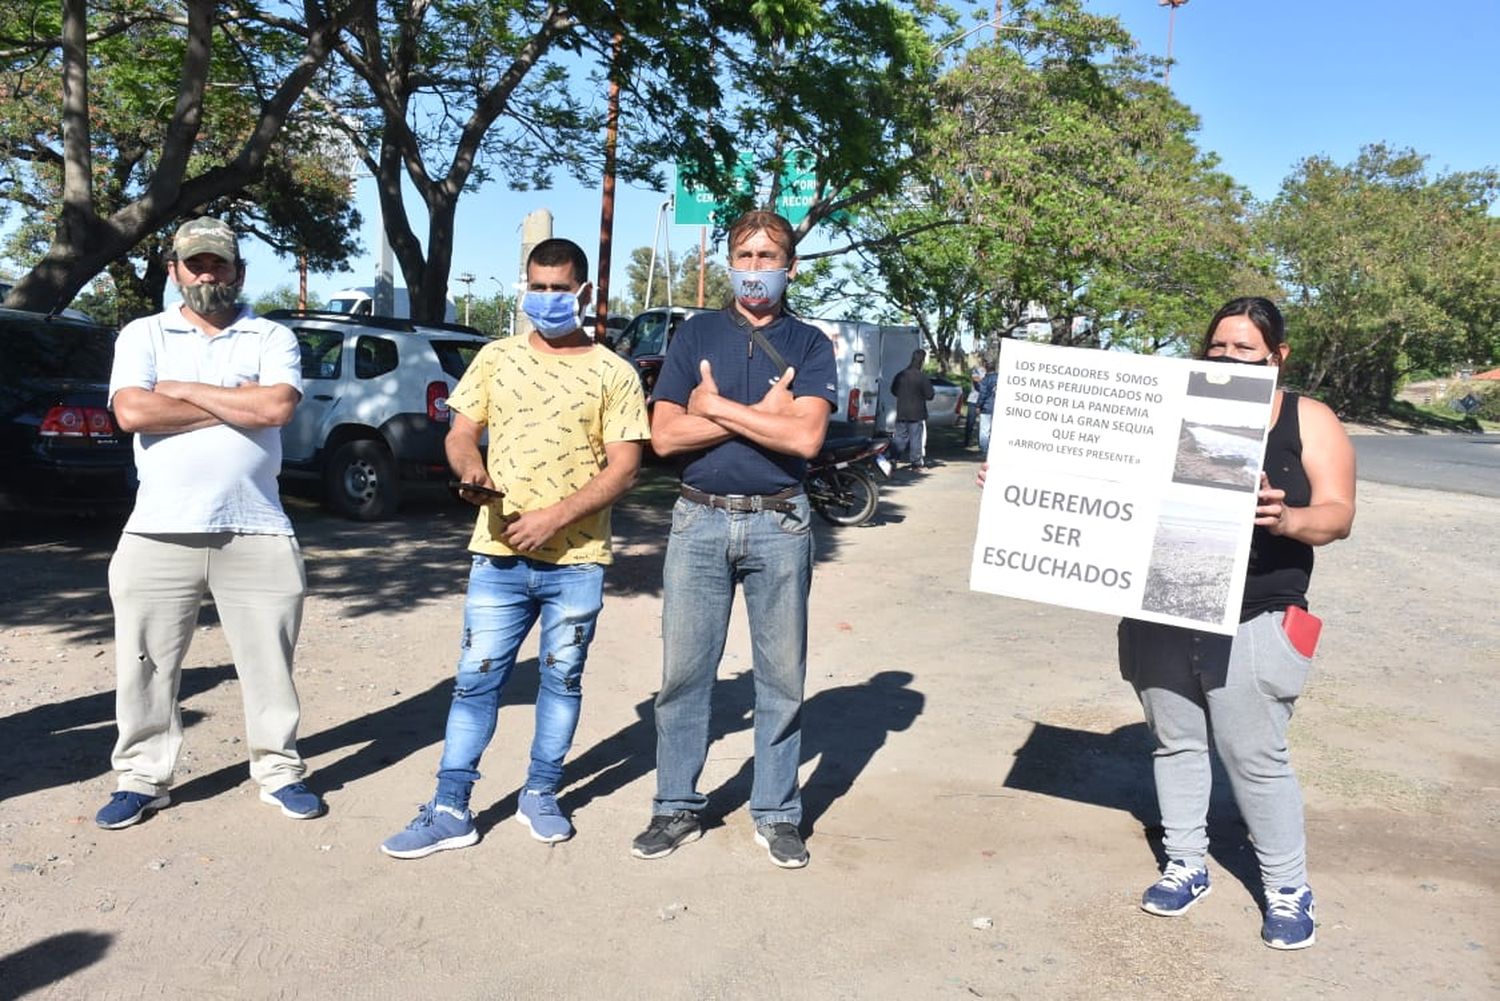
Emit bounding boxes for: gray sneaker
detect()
[630,810,702,860]
[754,822,809,869]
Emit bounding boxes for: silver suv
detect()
[265,310,489,519]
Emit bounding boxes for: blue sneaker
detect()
[1262,885,1316,950]
[380,801,479,859]
[1140,859,1212,916]
[516,789,573,843]
[96,791,170,830]
[259,782,324,819]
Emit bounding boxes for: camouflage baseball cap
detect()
[172,217,238,262]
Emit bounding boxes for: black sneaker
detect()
[754,822,809,869]
[631,810,702,860]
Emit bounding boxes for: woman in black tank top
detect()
[1119,297,1356,951]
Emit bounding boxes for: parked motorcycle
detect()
[805,435,893,527]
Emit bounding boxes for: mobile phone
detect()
[448,480,505,500]
[1281,605,1322,659]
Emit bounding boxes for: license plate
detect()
[875,454,893,476]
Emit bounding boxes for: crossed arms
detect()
[651,360,831,461]
[111,380,300,434]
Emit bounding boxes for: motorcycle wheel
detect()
[813,467,879,526]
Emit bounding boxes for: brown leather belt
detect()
[679,484,802,514]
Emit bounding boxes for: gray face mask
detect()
[180,280,241,316]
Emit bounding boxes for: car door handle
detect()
[313,393,334,401]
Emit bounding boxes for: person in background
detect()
[964,360,987,448]
[891,349,934,470]
[975,362,999,454]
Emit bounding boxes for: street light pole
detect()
[457,272,475,326]
[1160,0,1189,86]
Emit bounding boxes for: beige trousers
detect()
[108,532,307,796]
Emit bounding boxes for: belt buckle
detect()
[750,495,764,513]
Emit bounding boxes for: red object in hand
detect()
[1282,605,1322,658]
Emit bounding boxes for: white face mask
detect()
[728,267,789,311]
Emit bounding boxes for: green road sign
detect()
[674,152,819,226]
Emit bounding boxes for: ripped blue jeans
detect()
[434,555,604,811]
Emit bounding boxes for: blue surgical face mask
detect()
[522,289,584,338]
[728,267,789,311]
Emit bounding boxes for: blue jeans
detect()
[653,494,815,827]
[434,555,604,812]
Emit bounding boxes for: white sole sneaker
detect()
[379,829,480,860]
[754,829,809,869]
[1141,883,1212,916]
[515,811,573,844]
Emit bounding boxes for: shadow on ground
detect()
[0,931,114,1000]
[0,664,234,802]
[1004,721,1261,899]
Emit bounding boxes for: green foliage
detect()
[464,292,518,339]
[620,245,731,315]
[252,285,321,315]
[1261,145,1500,415]
[832,0,1263,369]
[0,0,358,314]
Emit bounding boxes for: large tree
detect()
[0,0,360,316]
[1261,144,1500,415]
[321,1,942,324]
[828,0,1263,369]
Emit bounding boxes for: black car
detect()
[0,308,135,513]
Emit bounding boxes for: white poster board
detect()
[969,341,1278,635]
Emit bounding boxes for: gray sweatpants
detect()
[1118,611,1310,890]
[893,419,926,465]
[108,532,307,797]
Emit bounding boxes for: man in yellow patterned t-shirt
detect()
[380,238,649,858]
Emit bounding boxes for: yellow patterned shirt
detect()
[446,336,650,564]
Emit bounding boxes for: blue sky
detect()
[240,0,1500,306]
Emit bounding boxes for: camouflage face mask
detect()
[180,280,241,316]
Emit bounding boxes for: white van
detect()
[327,286,458,323]
[803,318,881,430]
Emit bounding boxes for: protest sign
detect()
[970,341,1278,635]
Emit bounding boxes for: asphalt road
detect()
[1352,432,1500,497]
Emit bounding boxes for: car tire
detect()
[324,439,399,520]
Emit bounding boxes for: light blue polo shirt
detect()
[109,303,302,534]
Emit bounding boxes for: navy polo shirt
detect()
[652,307,837,495]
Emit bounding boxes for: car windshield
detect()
[625,313,669,359]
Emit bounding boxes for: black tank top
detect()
[1242,392,1314,621]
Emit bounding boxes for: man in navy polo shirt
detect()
[630,210,837,869]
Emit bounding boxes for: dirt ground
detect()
[1,428,1496,1000]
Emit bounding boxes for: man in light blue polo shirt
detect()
[97,217,322,829]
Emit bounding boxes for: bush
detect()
[1439,381,1500,422]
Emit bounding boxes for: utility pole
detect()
[457,272,475,326]
[595,34,623,342]
[1160,0,1189,86]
